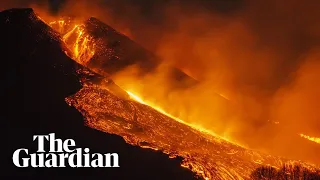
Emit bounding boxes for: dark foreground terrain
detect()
[3,8,198,180]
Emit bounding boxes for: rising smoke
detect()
[2,0,320,164]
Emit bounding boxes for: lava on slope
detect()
[4,8,198,180]
[65,77,319,180]
[46,16,202,91]
[40,13,320,179]
[300,134,320,145]
[84,17,199,90]
[43,15,237,137]
[40,11,320,180]
[5,7,320,180]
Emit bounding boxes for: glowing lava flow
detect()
[300,134,320,144]
[126,90,243,146]
[67,86,320,180]
[48,19,95,65]
[64,24,95,65]
[40,15,320,179]
[46,17,240,147]
[126,90,216,134]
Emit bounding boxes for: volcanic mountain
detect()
[4,8,320,180]
[49,15,199,89]
[4,8,197,180]
[47,12,237,136]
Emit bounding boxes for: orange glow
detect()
[46,18,95,65]
[45,16,241,147]
[110,63,240,146]
[44,16,239,146]
[126,90,240,146]
[35,11,320,178]
[66,84,319,180]
[300,134,320,144]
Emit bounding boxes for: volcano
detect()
[4,8,320,180]
[4,8,197,180]
[83,17,198,89]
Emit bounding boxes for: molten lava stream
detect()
[125,91,238,145]
[44,16,320,180]
[300,133,320,144]
[47,19,95,65]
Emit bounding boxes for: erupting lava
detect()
[49,19,95,65]
[300,134,320,145]
[37,15,320,179]
[47,17,229,144]
[126,90,235,145]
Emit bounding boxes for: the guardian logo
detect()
[12,133,120,168]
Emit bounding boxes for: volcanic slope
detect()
[47,10,320,180]
[66,74,320,180]
[71,15,320,168]
[48,15,236,133]
[4,8,320,180]
[56,14,320,180]
[3,8,198,180]
[70,17,199,89]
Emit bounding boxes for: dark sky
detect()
[47,0,243,14]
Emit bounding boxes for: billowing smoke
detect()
[3,0,320,164]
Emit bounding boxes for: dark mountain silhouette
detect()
[3,8,199,180]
